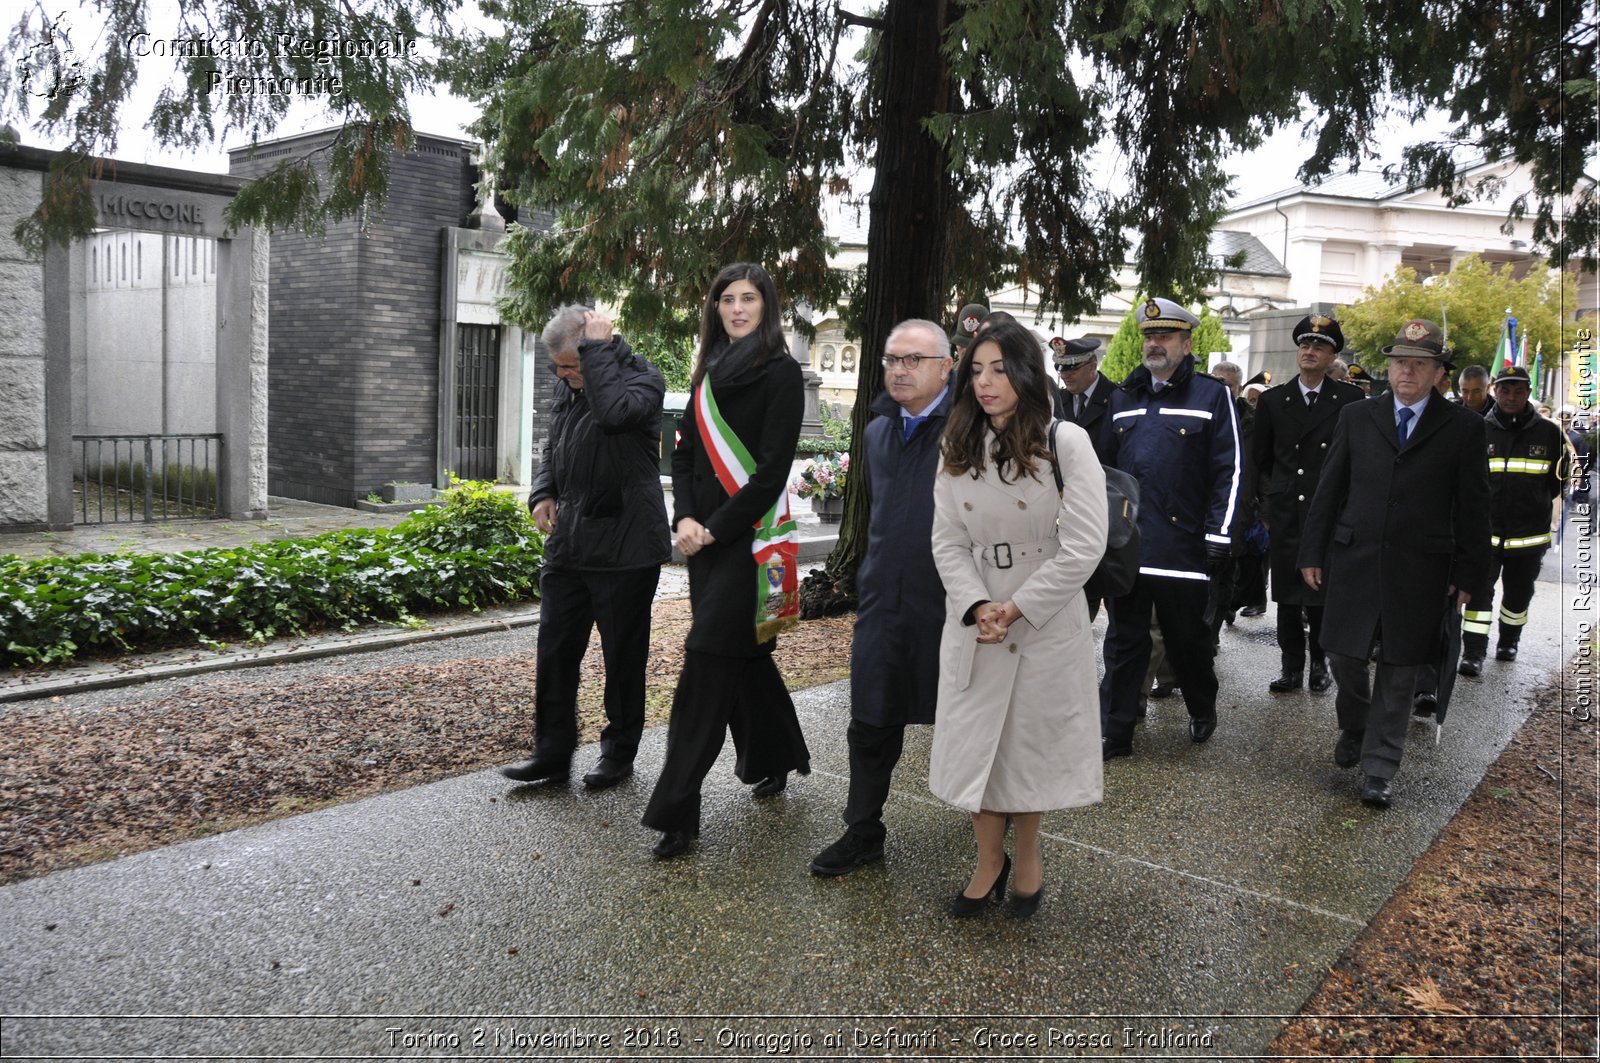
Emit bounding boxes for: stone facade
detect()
[0,165,49,528]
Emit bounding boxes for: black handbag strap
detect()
[1047,418,1064,493]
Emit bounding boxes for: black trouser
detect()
[1328,651,1421,781]
[1276,603,1326,672]
[532,565,660,765]
[1461,548,1545,657]
[1100,574,1218,743]
[841,719,907,843]
[1233,552,1267,610]
[641,650,811,834]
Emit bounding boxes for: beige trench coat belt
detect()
[974,537,1059,570]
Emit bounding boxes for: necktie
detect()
[1306,390,1318,407]
[903,414,927,441]
[1073,394,1084,420]
[1397,405,1415,446]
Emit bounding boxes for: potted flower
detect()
[792,453,849,522]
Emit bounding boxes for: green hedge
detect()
[2,480,544,668]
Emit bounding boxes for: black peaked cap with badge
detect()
[1293,313,1345,354]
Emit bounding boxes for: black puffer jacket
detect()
[530,334,670,571]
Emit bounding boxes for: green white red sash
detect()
[694,376,800,642]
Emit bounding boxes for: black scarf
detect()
[703,333,776,395]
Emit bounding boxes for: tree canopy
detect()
[1337,255,1581,372]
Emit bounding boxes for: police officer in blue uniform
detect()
[1100,298,1243,759]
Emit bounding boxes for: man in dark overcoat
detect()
[1253,313,1364,693]
[810,319,954,876]
[1052,337,1116,464]
[501,307,670,789]
[1299,319,1491,808]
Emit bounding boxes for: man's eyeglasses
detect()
[882,354,945,370]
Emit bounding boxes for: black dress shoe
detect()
[1412,691,1438,718]
[1360,775,1393,808]
[1102,735,1133,760]
[950,855,1010,918]
[810,831,885,876]
[652,829,698,859]
[1268,670,1303,693]
[1458,654,1483,678]
[1495,644,1518,662]
[499,757,570,784]
[1135,694,1148,719]
[1188,714,1217,743]
[1308,661,1332,693]
[751,773,788,797]
[1149,681,1179,699]
[1006,885,1044,919]
[1239,604,1266,617]
[582,756,633,790]
[1334,730,1363,769]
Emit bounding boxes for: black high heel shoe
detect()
[949,854,1010,918]
[751,773,788,797]
[1006,885,1044,919]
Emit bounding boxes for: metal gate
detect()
[73,434,224,524]
[452,324,500,481]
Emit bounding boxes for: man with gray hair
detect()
[811,318,954,875]
[501,306,670,790]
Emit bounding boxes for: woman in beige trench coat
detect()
[930,319,1108,918]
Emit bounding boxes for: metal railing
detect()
[72,434,224,524]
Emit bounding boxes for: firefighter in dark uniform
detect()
[1253,314,1365,693]
[1457,365,1566,676]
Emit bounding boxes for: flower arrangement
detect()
[793,452,849,501]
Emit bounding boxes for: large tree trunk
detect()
[801,0,953,618]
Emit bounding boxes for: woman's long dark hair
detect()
[942,319,1055,483]
[690,262,786,389]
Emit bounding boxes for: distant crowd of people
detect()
[497,261,1586,919]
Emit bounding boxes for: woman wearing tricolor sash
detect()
[642,263,811,859]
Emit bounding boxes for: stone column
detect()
[0,166,51,529]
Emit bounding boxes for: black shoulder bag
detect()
[1048,419,1141,599]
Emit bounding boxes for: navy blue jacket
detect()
[1107,355,1243,581]
[1053,371,1117,465]
[849,383,953,726]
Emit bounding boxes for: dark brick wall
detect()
[229,131,476,505]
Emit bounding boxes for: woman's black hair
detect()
[691,262,786,389]
[942,319,1055,483]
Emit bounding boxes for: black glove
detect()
[1205,541,1232,579]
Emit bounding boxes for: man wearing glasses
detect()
[810,319,954,876]
[1052,337,1115,463]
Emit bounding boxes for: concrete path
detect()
[2,532,1588,1060]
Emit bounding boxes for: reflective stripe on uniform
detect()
[1462,609,1494,636]
[1490,533,1552,549]
[1487,458,1553,474]
[1139,566,1210,581]
[1157,407,1214,420]
[1498,606,1530,627]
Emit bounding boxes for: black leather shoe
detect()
[499,757,569,784]
[1412,691,1438,718]
[1268,670,1303,693]
[1102,735,1133,760]
[751,773,788,797]
[1006,886,1044,919]
[582,756,633,790]
[1240,604,1266,617]
[1360,775,1393,808]
[1495,644,1518,662]
[950,855,1009,918]
[810,831,885,876]
[1188,714,1217,743]
[1334,730,1363,769]
[1135,694,1148,719]
[652,829,698,859]
[1308,660,1332,693]
[1150,681,1178,699]
[1458,654,1484,678]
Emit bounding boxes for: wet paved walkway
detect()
[0,507,1591,1060]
